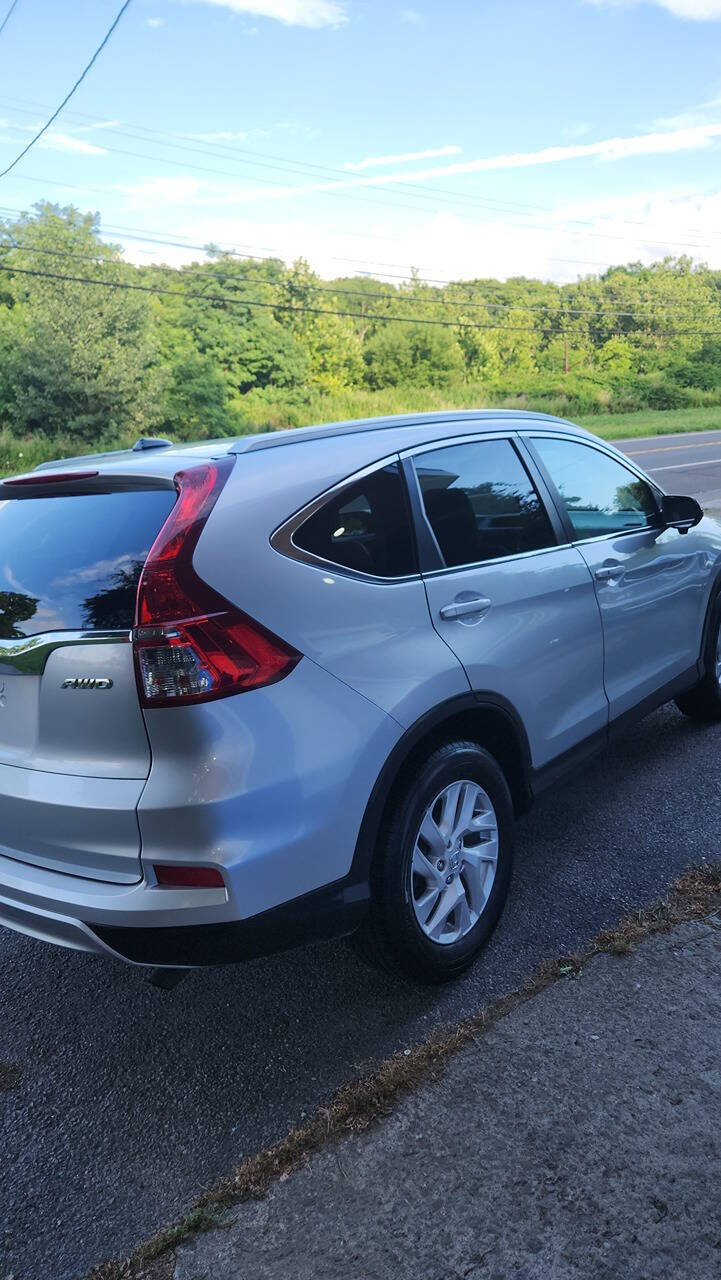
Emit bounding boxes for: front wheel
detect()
[355,740,515,983]
[676,598,721,722]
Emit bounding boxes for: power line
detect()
[0,0,133,180]
[0,190,621,277]
[0,0,20,39]
[2,94,721,247]
[3,233,721,323]
[3,259,721,339]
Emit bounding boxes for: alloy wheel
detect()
[410,779,498,945]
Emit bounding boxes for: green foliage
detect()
[2,205,721,457]
[0,204,161,441]
[363,322,464,388]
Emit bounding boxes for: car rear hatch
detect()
[0,467,177,883]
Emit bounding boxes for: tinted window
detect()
[293,462,416,577]
[413,439,555,568]
[532,437,659,539]
[0,489,176,639]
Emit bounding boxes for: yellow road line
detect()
[625,437,721,457]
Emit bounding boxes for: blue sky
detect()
[1,0,721,281]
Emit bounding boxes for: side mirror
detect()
[660,493,703,535]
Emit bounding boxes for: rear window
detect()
[292,462,417,578]
[0,489,176,639]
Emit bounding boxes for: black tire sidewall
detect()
[375,741,514,982]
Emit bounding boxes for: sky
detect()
[1,0,721,283]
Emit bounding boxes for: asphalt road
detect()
[3,428,721,1280]
[618,427,721,513]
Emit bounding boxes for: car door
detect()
[526,433,706,720]
[409,434,608,770]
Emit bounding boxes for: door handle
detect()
[594,565,623,582]
[439,596,491,620]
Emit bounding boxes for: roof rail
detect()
[132,437,173,452]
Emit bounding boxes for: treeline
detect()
[1,202,721,457]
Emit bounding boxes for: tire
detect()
[354,739,515,983]
[675,595,721,722]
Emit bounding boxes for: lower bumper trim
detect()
[88,877,370,967]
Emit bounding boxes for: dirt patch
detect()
[0,1060,22,1091]
[86,862,721,1280]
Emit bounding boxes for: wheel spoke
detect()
[425,880,464,941]
[438,781,462,839]
[469,809,497,834]
[412,845,443,889]
[414,885,440,925]
[462,840,499,870]
[455,892,473,936]
[450,781,479,843]
[462,843,497,914]
[418,812,446,859]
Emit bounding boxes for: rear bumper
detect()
[0,849,368,967]
[0,849,230,967]
[0,661,399,968]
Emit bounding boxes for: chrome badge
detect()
[61,677,113,691]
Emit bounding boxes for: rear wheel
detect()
[675,597,721,722]
[356,740,515,983]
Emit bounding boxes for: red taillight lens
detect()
[153,864,225,889]
[133,458,300,707]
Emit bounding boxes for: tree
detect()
[0,204,161,441]
[363,322,464,389]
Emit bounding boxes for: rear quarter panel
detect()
[193,437,471,727]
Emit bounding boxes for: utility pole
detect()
[564,335,569,375]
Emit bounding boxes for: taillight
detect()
[133,458,300,707]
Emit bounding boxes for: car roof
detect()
[30,409,589,475]
[228,409,583,454]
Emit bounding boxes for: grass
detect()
[87,862,721,1280]
[2,403,721,479]
[576,404,721,441]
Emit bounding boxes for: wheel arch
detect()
[698,566,721,674]
[351,692,532,885]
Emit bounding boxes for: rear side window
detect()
[0,489,176,639]
[293,462,417,577]
[532,436,659,539]
[413,439,555,568]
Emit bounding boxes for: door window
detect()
[532,437,659,540]
[413,439,556,569]
[293,462,417,577]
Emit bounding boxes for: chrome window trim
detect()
[419,540,571,580]
[402,430,568,576]
[0,630,130,676]
[398,427,523,461]
[270,452,421,584]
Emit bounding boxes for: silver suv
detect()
[0,411,718,984]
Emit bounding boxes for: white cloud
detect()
[345,144,461,171]
[0,119,111,153]
[655,94,721,129]
[588,1,721,19]
[400,7,424,23]
[38,131,107,156]
[118,176,206,209]
[148,121,721,208]
[145,16,165,26]
[113,188,721,283]
[188,0,348,27]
